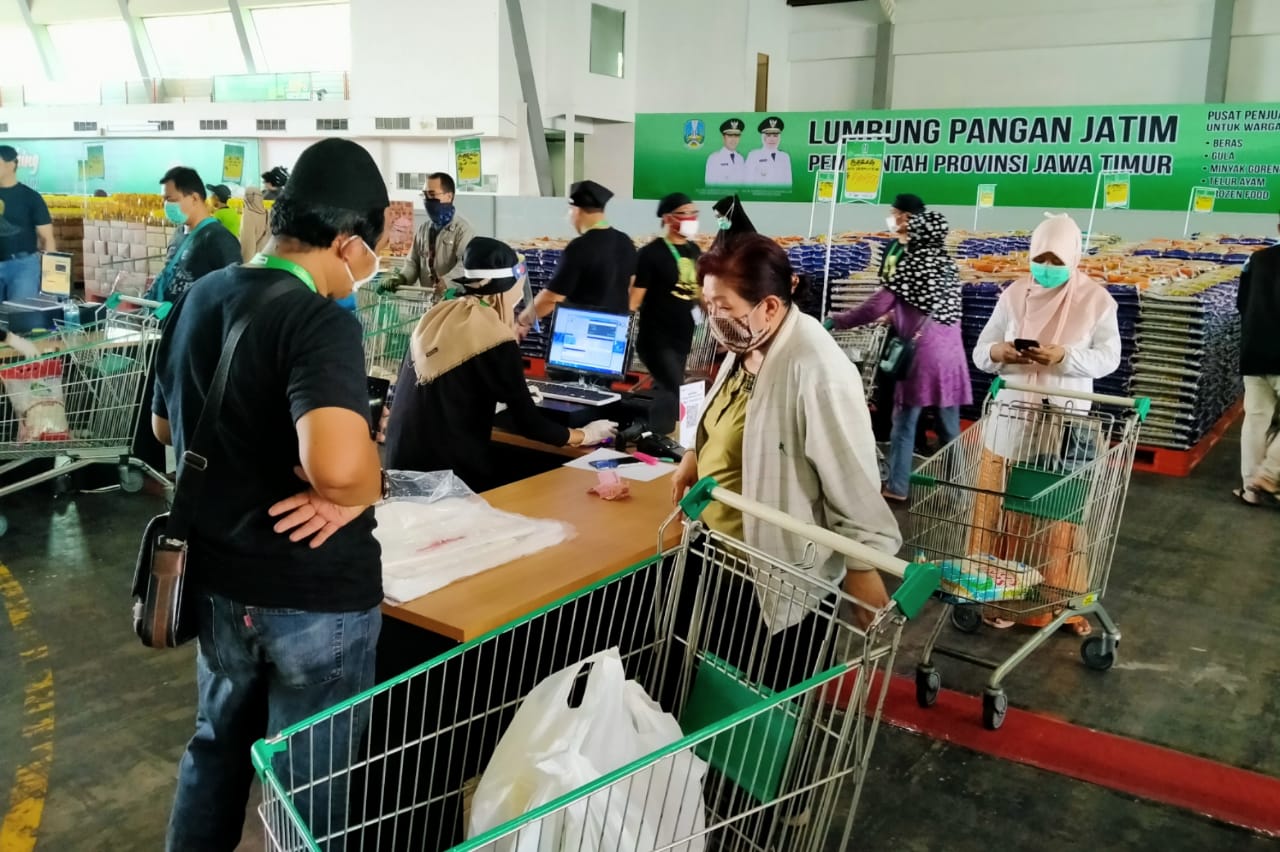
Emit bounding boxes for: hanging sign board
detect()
[221,143,245,184]
[678,381,706,450]
[977,184,996,208]
[842,140,885,201]
[454,137,483,189]
[83,144,106,181]
[816,171,836,202]
[1103,172,1131,208]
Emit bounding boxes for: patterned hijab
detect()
[885,210,962,325]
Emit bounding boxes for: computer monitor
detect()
[546,306,633,381]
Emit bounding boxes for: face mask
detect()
[343,236,378,290]
[708,301,773,354]
[886,215,899,231]
[1030,261,1072,288]
[425,198,455,228]
[716,216,731,231]
[164,201,186,225]
[678,218,699,238]
[334,293,358,312]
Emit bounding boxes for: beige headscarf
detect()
[410,295,515,385]
[1005,213,1115,347]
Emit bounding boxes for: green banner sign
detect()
[454,137,482,190]
[633,103,1280,213]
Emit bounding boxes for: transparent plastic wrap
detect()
[376,470,575,604]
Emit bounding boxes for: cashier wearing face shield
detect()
[383,237,617,492]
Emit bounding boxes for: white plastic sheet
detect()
[374,471,573,604]
[468,649,707,852]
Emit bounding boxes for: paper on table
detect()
[564,448,677,483]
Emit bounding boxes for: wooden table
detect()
[382,465,683,642]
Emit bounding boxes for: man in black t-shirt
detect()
[153,139,388,850]
[516,180,636,336]
[0,144,55,302]
[149,166,241,302]
[631,192,702,435]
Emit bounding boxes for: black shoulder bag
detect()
[879,315,932,381]
[132,280,295,649]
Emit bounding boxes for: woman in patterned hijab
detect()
[830,209,972,501]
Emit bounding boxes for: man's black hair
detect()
[428,172,456,195]
[160,166,205,198]
[269,196,385,251]
[0,145,17,163]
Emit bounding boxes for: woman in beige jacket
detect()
[239,187,270,262]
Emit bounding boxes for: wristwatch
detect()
[380,469,391,501]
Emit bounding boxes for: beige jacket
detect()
[402,215,474,293]
[700,308,902,632]
[239,188,270,262]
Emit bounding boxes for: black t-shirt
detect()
[152,266,381,612]
[155,219,242,301]
[546,227,637,314]
[384,339,569,493]
[1239,245,1280,375]
[635,238,701,349]
[0,183,52,259]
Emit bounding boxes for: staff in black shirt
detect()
[386,238,618,492]
[516,180,636,337]
[630,193,702,435]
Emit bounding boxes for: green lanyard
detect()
[249,253,317,292]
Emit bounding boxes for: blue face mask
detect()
[334,293,358,312]
[1030,261,1071,288]
[163,201,186,225]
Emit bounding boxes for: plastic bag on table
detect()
[468,649,707,852]
[1,359,70,442]
[374,474,573,603]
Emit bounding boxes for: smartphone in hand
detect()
[1014,338,1040,352]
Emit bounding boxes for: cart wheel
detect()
[0,514,8,538]
[1080,636,1116,672]
[119,464,145,494]
[915,666,941,708]
[951,605,983,634]
[982,689,1008,731]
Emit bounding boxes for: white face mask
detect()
[343,236,378,289]
[886,215,899,231]
[678,218,699,238]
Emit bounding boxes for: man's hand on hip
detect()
[268,466,368,548]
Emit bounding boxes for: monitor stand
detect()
[545,367,613,389]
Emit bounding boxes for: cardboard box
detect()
[146,232,167,249]
[83,253,99,269]
[115,242,130,257]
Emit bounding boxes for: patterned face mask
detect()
[707,301,772,354]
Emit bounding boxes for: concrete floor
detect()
[1,428,1277,850]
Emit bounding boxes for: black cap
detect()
[453,236,524,295]
[892,193,926,214]
[758,116,785,133]
[568,179,613,210]
[719,118,744,135]
[656,193,693,217]
[278,140,388,210]
[0,145,16,163]
[206,184,231,203]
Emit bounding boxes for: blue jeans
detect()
[167,593,382,852]
[0,253,41,302]
[888,405,961,497]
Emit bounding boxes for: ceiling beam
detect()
[227,0,259,74]
[116,0,158,79]
[15,0,57,80]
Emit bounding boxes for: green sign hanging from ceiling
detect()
[633,103,1280,214]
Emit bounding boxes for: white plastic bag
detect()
[468,649,707,852]
[1,359,70,442]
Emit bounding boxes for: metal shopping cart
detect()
[830,325,888,403]
[356,285,435,379]
[0,294,171,536]
[253,481,939,852]
[906,378,1149,729]
[630,318,723,385]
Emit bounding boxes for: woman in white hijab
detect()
[970,213,1121,635]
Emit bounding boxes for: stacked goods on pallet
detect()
[43,198,87,285]
[80,218,176,300]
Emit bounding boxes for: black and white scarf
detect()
[884,210,962,326]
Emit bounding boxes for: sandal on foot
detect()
[881,489,909,504]
[982,616,1016,629]
[1234,487,1263,506]
[1064,616,1092,637]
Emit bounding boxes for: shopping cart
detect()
[831,325,888,402]
[906,378,1149,729]
[253,481,939,852]
[0,294,171,537]
[630,318,723,385]
[356,285,435,380]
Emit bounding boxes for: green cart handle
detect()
[679,477,940,619]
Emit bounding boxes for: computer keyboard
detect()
[527,379,621,407]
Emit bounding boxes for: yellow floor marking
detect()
[0,562,54,852]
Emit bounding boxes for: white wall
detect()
[1227,0,1280,101]
[891,0,1216,108]
[787,3,880,111]
[582,120,635,197]
[635,0,750,111]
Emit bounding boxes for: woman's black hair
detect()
[269,195,385,250]
[697,234,795,306]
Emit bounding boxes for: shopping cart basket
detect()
[830,325,888,402]
[356,286,435,379]
[0,294,171,537]
[906,378,1149,729]
[253,481,939,852]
